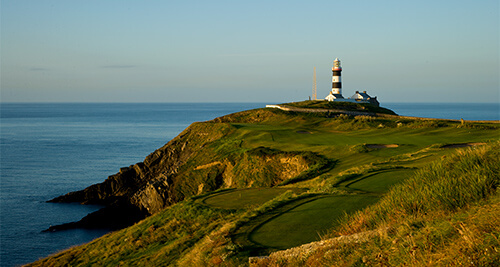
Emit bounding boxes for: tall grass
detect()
[338,141,499,234]
[256,142,500,266]
[29,200,236,267]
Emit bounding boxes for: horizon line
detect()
[1,101,499,104]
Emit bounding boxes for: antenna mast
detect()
[312,67,317,100]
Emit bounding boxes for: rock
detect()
[46,113,326,232]
[43,202,147,232]
[47,126,199,230]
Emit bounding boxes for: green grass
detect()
[340,169,415,193]
[28,107,500,266]
[255,142,500,266]
[228,167,415,251]
[249,194,380,249]
[199,187,307,209]
[229,119,498,178]
[29,200,236,267]
[234,123,497,149]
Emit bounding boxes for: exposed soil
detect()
[366,144,399,149]
[194,161,222,170]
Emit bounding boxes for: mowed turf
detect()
[208,120,499,251]
[201,188,307,209]
[249,194,380,249]
[26,106,500,266]
[342,169,416,193]
[232,123,498,150]
[230,122,499,172]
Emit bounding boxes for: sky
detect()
[1,0,498,103]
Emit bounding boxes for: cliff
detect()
[47,108,331,230]
[32,103,500,266]
[45,102,494,232]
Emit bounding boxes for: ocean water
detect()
[0,103,263,267]
[0,102,498,266]
[384,102,499,121]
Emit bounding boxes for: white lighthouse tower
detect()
[325,58,344,101]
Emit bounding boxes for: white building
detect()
[324,58,380,107]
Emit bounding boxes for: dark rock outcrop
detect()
[44,202,147,231]
[46,110,329,231]
[47,123,208,231]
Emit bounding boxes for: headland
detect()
[33,101,499,266]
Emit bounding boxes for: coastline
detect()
[2,102,499,266]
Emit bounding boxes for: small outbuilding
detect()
[350,91,380,106]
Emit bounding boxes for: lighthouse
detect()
[322,57,380,105]
[331,58,342,95]
[325,58,344,101]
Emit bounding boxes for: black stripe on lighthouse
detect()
[332,83,342,88]
[332,71,342,76]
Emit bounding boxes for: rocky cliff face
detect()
[48,111,326,231]
[48,121,228,230]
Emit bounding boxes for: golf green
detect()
[345,169,415,193]
[249,194,379,249]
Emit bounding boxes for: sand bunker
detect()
[366,144,399,149]
[441,142,486,149]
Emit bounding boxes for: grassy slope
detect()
[199,188,307,209]
[29,105,500,266]
[31,200,236,266]
[249,194,380,249]
[257,142,500,266]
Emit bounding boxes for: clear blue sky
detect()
[1,0,498,103]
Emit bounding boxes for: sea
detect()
[0,102,498,266]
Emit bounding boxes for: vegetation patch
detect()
[249,194,380,250]
[342,169,415,194]
[278,152,335,185]
[29,200,236,267]
[30,108,500,266]
[283,100,397,115]
[199,187,307,210]
[254,142,500,266]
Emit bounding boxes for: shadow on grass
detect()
[198,188,308,210]
[231,195,323,256]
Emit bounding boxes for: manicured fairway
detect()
[204,118,499,251]
[249,194,380,249]
[233,123,498,150]
[343,169,416,193]
[201,187,307,209]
